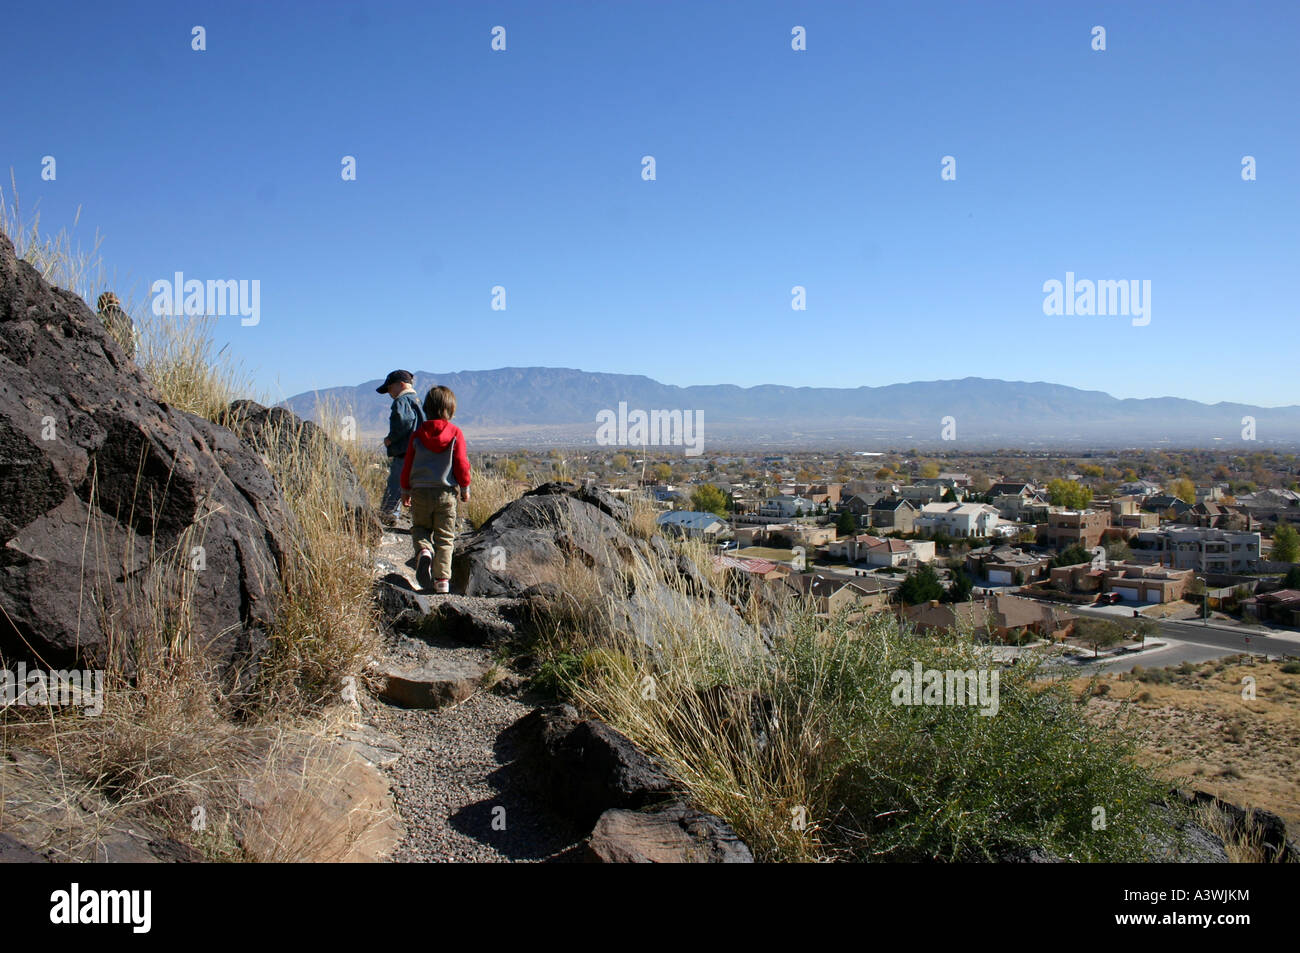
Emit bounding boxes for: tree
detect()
[837,509,856,537]
[1047,478,1092,511]
[1272,524,1300,563]
[1104,538,1132,562]
[875,466,892,479]
[1283,564,1300,589]
[1133,618,1158,647]
[612,453,630,471]
[1167,477,1196,504]
[690,484,729,517]
[941,487,958,503]
[1075,618,1126,657]
[946,567,974,603]
[653,462,672,481]
[1053,544,1093,568]
[919,462,941,479]
[899,564,944,605]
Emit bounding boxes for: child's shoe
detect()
[416,549,434,591]
[434,579,450,594]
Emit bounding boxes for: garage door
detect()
[1113,586,1140,602]
[988,570,1012,585]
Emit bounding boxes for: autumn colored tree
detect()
[691,483,729,517]
[1047,478,1092,510]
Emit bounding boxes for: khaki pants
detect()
[410,487,458,580]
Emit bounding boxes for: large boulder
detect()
[0,231,294,678]
[509,704,677,827]
[226,399,380,543]
[451,482,748,650]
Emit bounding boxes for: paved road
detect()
[1058,612,1300,673]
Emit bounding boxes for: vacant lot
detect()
[1072,657,1300,826]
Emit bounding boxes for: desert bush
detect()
[538,528,1169,862]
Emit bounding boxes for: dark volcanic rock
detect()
[0,232,294,678]
[451,481,747,650]
[509,704,676,827]
[584,801,754,863]
[373,573,432,631]
[226,399,380,543]
[426,596,527,646]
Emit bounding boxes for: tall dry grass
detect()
[464,467,527,529]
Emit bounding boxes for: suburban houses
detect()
[550,445,1300,634]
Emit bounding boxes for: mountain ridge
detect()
[280,368,1300,448]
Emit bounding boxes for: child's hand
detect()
[401,494,411,506]
[459,488,470,503]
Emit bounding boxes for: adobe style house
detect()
[904,594,1075,643]
[794,483,844,505]
[902,483,952,504]
[1050,561,1193,603]
[1044,509,1111,550]
[740,523,836,549]
[1129,527,1261,573]
[1110,496,1159,534]
[871,498,917,533]
[965,545,1051,585]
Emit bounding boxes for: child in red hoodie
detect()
[400,386,471,592]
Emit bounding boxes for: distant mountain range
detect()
[280,368,1300,449]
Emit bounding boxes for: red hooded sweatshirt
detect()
[400,419,472,491]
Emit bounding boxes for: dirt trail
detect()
[366,521,581,862]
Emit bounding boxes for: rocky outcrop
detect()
[451,481,747,650]
[509,704,677,827]
[584,801,754,863]
[0,232,294,678]
[226,399,380,543]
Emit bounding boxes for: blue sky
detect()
[4,0,1297,406]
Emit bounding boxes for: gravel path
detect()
[368,522,582,862]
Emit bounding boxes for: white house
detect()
[759,495,815,519]
[916,502,1001,539]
